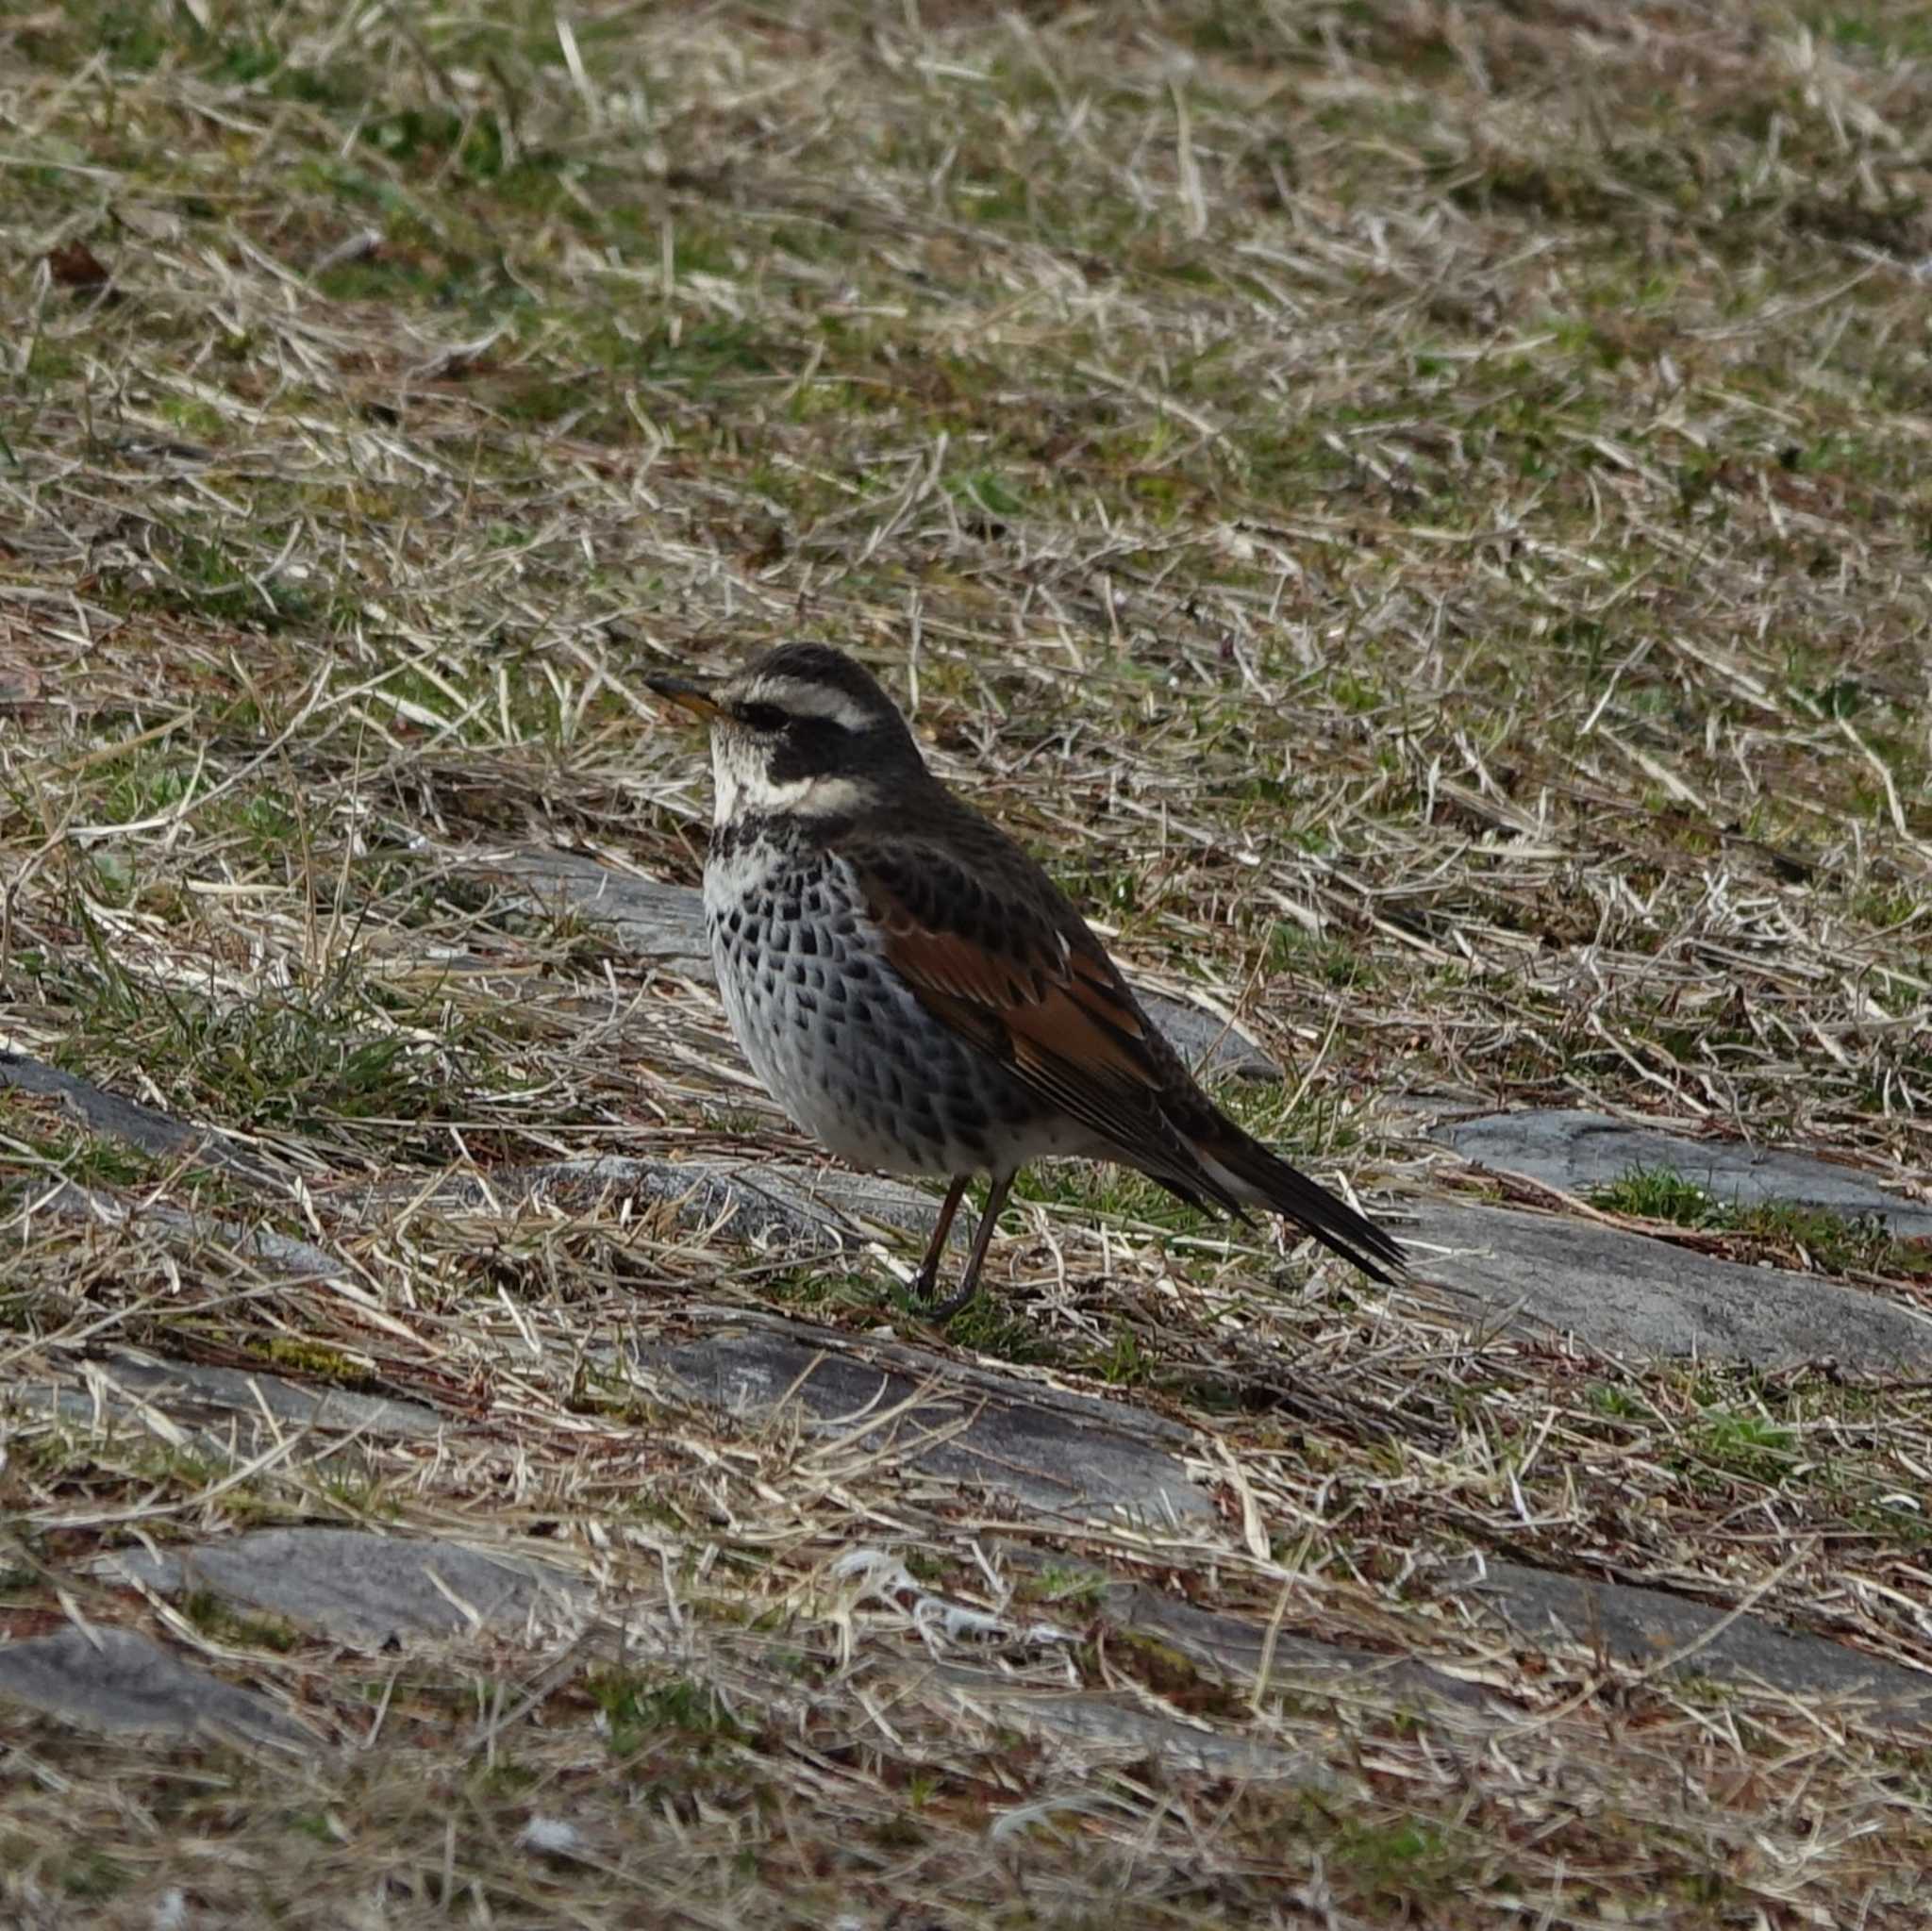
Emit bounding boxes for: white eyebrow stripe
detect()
[741,676,876,733]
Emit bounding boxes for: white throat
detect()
[711,733,864,824]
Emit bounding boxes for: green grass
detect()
[1687,1408,1799,1487]
[1591,1167,1928,1279]
[586,1671,753,1759]
[1591,1165,1730,1226]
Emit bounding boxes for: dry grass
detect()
[5,0,1932,1923]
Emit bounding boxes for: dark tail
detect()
[1193,1122,1407,1286]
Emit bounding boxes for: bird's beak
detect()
[646,672,725,724]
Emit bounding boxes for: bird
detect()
[647,642,1406,1317]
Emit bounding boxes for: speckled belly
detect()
[705,841,1086,1179]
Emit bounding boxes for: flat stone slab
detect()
[10,1351,440,1457]
[1410,1200,1932,1371]
[472,846,712,963]
[1083,1556,1932,1736]
[467,845,1283,1081]
[407,1153,953,1256]
[1083,1573,1491,1714]
[1003,1545,1493,1715]
[1462,1559,1932,1728]
[0,1626,309,1749]
[93,1351,437,1438]
[30,1155,953,1304]
[1134,990,1283,1085]
[1446,1108,1932,1239]
[920,1660,1325,1781]
[0,1050,270,1181]
[635,1309,1212,1524]
[98,1528,590,1650]
[30,1180,350,1281]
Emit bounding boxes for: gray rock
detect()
[1446,1108,1932,1238]
[920,1661,1326,1781]
[408,1153,954,1255]
[97,1528,590,1650]
[1074,1555,1932,1737]
[0,1051,268,1181]
[472,845,711,963]
[41,1152,948,1303]
[1125,993,1282,1084]
[42,1147,944,1301]
[1463,1559,1932,1727]
[466,845,1282,1081]
[0,1625,310,1749]
[8,1351,439,1457]
[32,1180,350,1280]
[1410,1200,1932,1370]
[1070,1571,1491,1714]
[635,1309,1211,1524]
[96,1351,437,1438]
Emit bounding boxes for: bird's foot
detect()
[908,1266,975,1321]
[919,1275,978,1321]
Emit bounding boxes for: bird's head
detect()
[648,642,926,826]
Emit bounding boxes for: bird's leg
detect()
[910,1174,971,1302]
[925,1172,1014,1320]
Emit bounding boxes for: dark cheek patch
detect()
[767,716,859,788]
[767,737,815,787]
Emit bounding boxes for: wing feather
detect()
[850,837,1240,1208]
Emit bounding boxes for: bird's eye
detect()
[738,702,789,733]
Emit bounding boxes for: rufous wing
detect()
[845,830,1407,1283]
[850,841,1237,1207]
